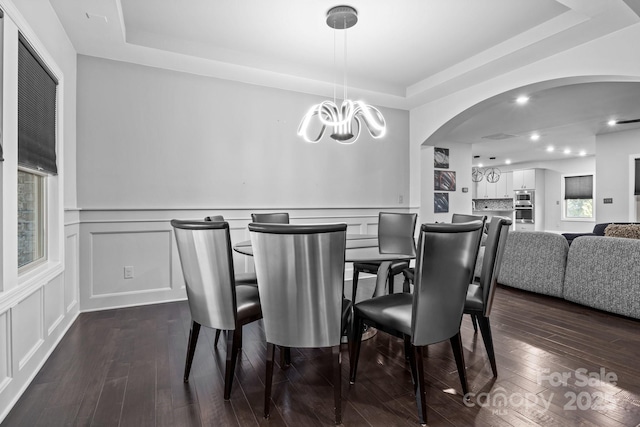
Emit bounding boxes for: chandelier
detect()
[297,6,386,144]
[472,167,501,183]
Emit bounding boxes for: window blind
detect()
[18,33,58,174]
[635,158,640,196]
[564,175,593,199]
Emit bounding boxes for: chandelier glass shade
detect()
[297,6,386,144]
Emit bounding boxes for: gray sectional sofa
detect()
[495,231,640,320]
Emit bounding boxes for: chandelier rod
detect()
[343,15,348,101]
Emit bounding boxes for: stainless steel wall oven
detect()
[514,190,535,223]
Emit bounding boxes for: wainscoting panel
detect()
[0,217,82,421]
[12,289,43,371]
[77,207,407,311]
[0,311,10,395]
[90,230,172,297]
[44,275,65,337]
[65,231,79,313]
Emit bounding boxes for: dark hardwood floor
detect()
[3,284,640,426]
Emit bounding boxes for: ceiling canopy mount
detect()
[326,5,358,29]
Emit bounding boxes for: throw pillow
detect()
[604,224,640,239]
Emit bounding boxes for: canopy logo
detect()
[464,367,618,414]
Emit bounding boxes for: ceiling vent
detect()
[481,133,518,140]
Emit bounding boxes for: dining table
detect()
[233,233,416,299]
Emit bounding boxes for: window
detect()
[17,33,58,270]
[635,158,640,196]
[564,174,594,219]
[18,169,45,268]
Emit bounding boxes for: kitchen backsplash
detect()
[473,198,514,211]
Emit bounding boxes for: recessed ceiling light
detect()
[579,150,586,156]
[564,148,571,154]
[546,146,554,152]
[505,159,512,165]
[473,155,480,158]
[516,95,530,105]
[608,119,617,126]
[530,133,540,141]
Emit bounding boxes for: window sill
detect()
[0,261,63,313]
[17,259,64,289]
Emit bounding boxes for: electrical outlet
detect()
[398,194,404,204]
[124,266,134,279]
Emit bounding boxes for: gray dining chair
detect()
[349,221,484,425]
[401,213,486,293]
[204,214,258,346]
[352,212,417,301]
[171,219,262,400]
[451,213,487,224]
[451,213,487,330]
[464,216,511,377]
[250,212,290,224]
[249,222,350,424]
[204,214,257,284]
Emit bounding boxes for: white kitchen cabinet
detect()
[515,223,535,232]
[485,180,498,198]
[512,169,536,190]
[475,179,486,198]
[474,171,513,199]
[494,171,512,198]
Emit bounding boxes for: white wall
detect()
[0,0,78,422]
[420,142,472,223]
[75,56,412,311]
[77,56,410,209]
[596,127,640,222]
[409,23,640,219]
[540,157,596,233]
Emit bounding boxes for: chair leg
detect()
[449,333,469,398]
[183,321,201,383]
[477,316,498,377]
[279,346,291,368]
[351,269,360,303]
[223,328,241,400]
[349,314,364,384]
[343,307,353,358]
[403,334,412,362]
[402,274,411,293]
[413,345,428,425]
[214,329,221,346]
[264,342,276,419]
[406,336,417,387]
[332,345,342,425]
[470,314,478,333]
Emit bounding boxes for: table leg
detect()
[372,260,392,297]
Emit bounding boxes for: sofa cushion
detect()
[604,224,640,239]
[564,236,640,319]
[561,232,595,246]
[497,231,568,298]
[592,222,611,236]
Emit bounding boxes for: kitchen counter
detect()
[473,208,514,212]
